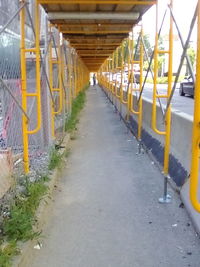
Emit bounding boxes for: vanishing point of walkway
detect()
[30,86,200,267]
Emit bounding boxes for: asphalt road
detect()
[142,84,194,116]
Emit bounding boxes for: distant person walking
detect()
[93,73,96,86]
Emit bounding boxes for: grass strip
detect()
[0,87,87,266]
[0,176,49,266]
[65,90,86,132]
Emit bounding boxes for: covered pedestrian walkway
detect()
[2,0,200,264]
[29,86,200,267]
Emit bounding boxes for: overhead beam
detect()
[48,12,139,21]
[83,60,106,62]
[71,43,121,46]
[85,63,103,65]
[77,49,114,53]
[62,30,130,34]
[64,36,127,39]
[56,23,132,27]
[81,54,110,56]
[75,47,118,49]
[39,0,156,5]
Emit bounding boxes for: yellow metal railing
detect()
[20,1,90,174]
[20,1,42,173]
[189,0,200,212]
[128,27,144,140]
[152,0,173,177]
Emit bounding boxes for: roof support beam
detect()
[81,54,110,56]
[62,30,130,34]
[56,23,132,27]
[48,12,139,21]
[71,43,121,46]
[39,0,156,5]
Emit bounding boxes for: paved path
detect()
[30,86,200,267]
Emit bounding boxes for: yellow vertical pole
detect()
[81,63,83,90]
[190,0,200,212]
[106,59,109,91]
[58,33,63,113]
[26,0,42,135]
[34,0,42,133]
[49,28,55,138]
[120,43,124,104]
[115,47,120,99]
[130,28,136,114]
[152,1,159,134]
[20,2,29,173]
[163,0,173,175]
[74,53,76,97]
[127,36,131,120]
[138,28,144,140]
[109,58,111,96]
[112,52,115,96]
[77,62,79,93]
[69,50,72,113]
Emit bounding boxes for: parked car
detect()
[179,76,194,97]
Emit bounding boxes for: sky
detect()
[142,0,197,45]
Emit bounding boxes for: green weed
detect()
[65,90,86,132]
[0,177,49,266]
[48,149,62,170]
[3,179,48,241]
[0,241,19,267]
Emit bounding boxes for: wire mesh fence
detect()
[0,0,89,197]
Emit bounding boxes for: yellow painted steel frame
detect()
[152,0,173,175]
[190,0,200,212]
[49,26,64,138]
[126,37,131,121]
[138,29,144,140]
[115,47,121,99]
[49,28,55,137]
[53,33,63,115]
[108,56,112,97]
[111,52,115,96]
[128,28,144,140]
[120,42,128,105]
[67,47,72,115]
[20,1,42,173]
[129,31,139,115]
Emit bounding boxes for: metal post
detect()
[126,36,131,121]
[27,0,42,135]
[158,0,173,204]
[120,43,124,118]
[137,27,144,154]
[49,26,55,138]
[189,0,200,212]
[44,14,52,146]
[20,1,29,173]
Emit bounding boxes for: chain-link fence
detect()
[0,0,89,197]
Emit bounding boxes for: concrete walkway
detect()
[30,86,200,267]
